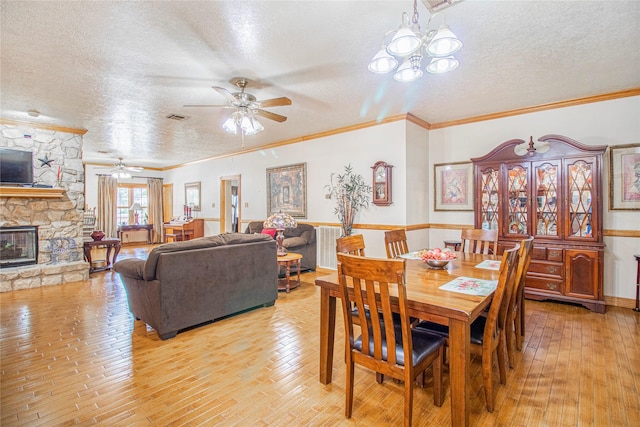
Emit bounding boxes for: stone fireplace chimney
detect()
[0,123,89,291]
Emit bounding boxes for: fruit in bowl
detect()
[419,248,457,269]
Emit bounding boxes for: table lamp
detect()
[263,211,297,256]
[129,202,142,225]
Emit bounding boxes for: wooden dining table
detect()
[315,251,501,427]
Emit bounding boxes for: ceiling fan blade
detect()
[126,167,143,172]
[258,97,292,108]
[255,109,287,123]
[213,86,238,103]
[183,104,231,108]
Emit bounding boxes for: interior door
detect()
[162,183,173,223]
[220,175,241,233]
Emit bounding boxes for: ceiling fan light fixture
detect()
[243,119,263,136]
[223,115,238,134]
[426,55,459,73]
[241,112,264,136]
[111,170,131,180]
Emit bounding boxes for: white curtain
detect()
[147,177,164,243]
[97,175,118,238]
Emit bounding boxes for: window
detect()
[116,184,148,225]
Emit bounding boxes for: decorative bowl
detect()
[425,259,451,269]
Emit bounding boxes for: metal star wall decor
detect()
[38,154,54,167]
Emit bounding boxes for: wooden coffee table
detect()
[277,252,302,293]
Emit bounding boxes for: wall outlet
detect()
[211,202,215,208]
[244,202,249,208]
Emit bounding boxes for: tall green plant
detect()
[326,165,372,236]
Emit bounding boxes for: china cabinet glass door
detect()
[534,161,560,238]
[506,164,528,235]
[479,167,500,231]
[567,159,594,238]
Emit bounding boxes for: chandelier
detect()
[368,0,463,82]
[222,106,264,136]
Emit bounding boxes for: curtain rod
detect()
[94,174,159,180]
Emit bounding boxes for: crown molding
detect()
[429,88,640,130]
[0,118,87,135]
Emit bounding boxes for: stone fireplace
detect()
[0,123,89,292]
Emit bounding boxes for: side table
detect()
[83,238,121,274]
[277,252,302,293]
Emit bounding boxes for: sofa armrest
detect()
[298,228,315,244]
[283,236,307,248]
[114,258,146,280]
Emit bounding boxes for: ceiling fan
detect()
[184,77,292,135]
[96,157,143,179]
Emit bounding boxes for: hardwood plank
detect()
[1,245,639,426]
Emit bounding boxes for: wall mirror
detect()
[185,182,201,211]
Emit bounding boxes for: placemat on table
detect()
[475,260,501,270]
[439,276,498,296]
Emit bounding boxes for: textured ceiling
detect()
[1,0,639,169]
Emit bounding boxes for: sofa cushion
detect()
[143,235,227,280]
[220,232,274,246]
[261,228,276,238]
[245,222,264,234]
[283,236,307,248]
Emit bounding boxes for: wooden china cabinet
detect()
[471,134,607,313]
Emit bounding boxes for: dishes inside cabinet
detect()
[508,221,526,234]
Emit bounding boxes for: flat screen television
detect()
[0,148,34,185]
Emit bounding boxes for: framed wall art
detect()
[609,143,640,210]
[266,163,307,217]
[434,161,473,211]
[185,181,201,211]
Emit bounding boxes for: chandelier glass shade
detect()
[368,1,463,83]
[223,107,264,136]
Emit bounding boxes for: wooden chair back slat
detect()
[336,234,366,256]
[506,236,534,366]
[461,228,498,255]
[384,229,409,259]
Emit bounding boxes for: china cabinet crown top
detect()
[471,134,607,164]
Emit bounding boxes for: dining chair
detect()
[506,236,534,367]
[461,228,498,255]
[414,244,520,412]
[336,234,368,330]
[337,253,445,427]
[336,234,366,256]
[384,229,409,259]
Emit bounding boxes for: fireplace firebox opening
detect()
[0,226,38,268]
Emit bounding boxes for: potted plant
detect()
[326,165,372,236]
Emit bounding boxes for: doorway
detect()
[220,175,241,233]
[162,183,173,223]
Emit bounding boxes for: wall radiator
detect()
[317,226,342,269]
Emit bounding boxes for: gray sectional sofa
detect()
[114,233,278,340]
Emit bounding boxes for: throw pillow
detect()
[261,228,276,239]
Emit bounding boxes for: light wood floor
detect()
[1,245,639,426]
